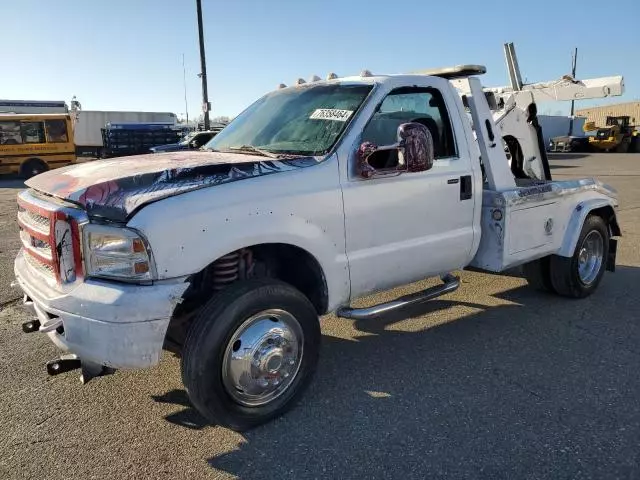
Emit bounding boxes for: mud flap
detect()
[607,238,617,272]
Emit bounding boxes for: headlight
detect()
[83,224,155,282]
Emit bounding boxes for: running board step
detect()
[337,273,460,320]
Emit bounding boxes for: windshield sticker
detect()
[309,109,353,122]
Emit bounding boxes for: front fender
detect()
[558,198,621,257]
[127,164,350,311]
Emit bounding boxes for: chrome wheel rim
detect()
[222,309,304,407]
[577,230,604,285]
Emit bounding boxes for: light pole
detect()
[568,47,578,136]
[182,53,189,125]
[196,0,210,131]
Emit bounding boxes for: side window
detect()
[21,122,46,144]
[0,121,23,145]
[45,119,69,143]
[362,87,456,160]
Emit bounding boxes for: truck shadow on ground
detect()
[154,266,640,479]
[150,389,210,430]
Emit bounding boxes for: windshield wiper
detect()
[227,145,281,159]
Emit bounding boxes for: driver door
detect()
[342,85,477,299]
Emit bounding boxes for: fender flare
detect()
[557,199,621,257]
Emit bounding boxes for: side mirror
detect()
[357,122,434,179]
[397,122,434,173]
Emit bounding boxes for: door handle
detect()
[460,175,472,200]
[447,178,459,184]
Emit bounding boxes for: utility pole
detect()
[182,53,189,125]
[196,0,210,130]
[568,47,578,136]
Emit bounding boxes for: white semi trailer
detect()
[72,110,178,157]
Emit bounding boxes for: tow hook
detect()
[46,354,115,384]
[47,354,81,375]
[22,319,41,333]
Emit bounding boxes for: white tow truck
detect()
[14,64,621,431]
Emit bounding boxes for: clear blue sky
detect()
[2,0,638,119]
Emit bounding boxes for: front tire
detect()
[549,215,609,298]
[181,278,321,431]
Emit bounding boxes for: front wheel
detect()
[549,215,609,298]
[181,278,321,431]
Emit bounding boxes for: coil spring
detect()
[212,252,241,290]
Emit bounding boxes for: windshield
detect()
[204,84,373,156]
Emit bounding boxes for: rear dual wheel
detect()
[524,215,609,298]
[181,279,321,431]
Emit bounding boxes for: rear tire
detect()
[523,257,555,293]
[181,278,321,431]
[549,215,609,298]
[19,158,48,179]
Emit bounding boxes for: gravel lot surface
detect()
[1,154,639,479]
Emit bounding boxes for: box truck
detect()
[72,111,177,157]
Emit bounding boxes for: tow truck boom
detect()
[470,43,625,181]
[488,75,624,105]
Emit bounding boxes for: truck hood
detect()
[26,151,317,222]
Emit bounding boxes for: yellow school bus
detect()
[0,114,76,178]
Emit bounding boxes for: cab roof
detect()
[279,65,487,89]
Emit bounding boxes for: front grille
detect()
[23,250,56,278]
[17,208,50,234]
[19,229,52,259]
[17,190,85,287]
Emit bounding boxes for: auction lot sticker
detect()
[309,109,353,121]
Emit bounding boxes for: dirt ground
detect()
[1,153,639,479]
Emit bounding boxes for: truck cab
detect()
[14,66,620,431]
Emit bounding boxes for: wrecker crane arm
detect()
[487,75,624,106]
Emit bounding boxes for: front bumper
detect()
[14,252,189,369]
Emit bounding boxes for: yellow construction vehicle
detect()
[583,115,637,153]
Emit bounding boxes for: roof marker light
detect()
[278,83,287,89]
[326,72,338,80]
[360,69,373,77]
[295,78,306,85]
[309,75,321,82]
